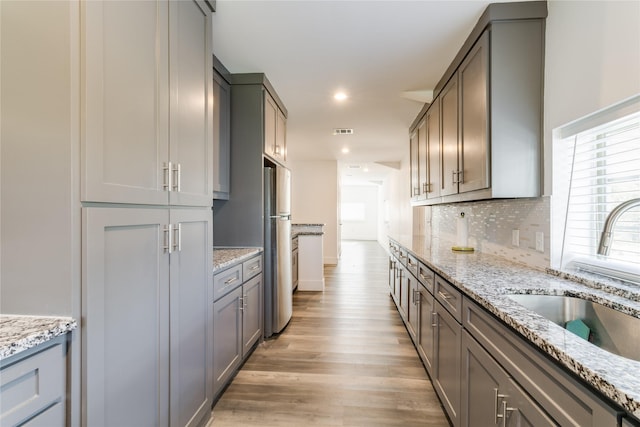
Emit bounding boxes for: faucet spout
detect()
[597,198,640,256]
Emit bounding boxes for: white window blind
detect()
[561,108,640,275]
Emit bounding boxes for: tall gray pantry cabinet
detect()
[82,1,214,427]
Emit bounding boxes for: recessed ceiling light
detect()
[342,147,349,154]
[334,92,348,101]
[363,167,369,172]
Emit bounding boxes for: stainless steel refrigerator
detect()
[263,165,293,337]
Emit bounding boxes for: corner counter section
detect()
[292,224,324,291]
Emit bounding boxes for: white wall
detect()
[290,159,339,265]
[378,153,413,249]
[341,185,379,240]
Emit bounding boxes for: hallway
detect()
[211,240,449,426]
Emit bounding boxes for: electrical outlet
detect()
[535,231,544,252]
[512,229,520,247]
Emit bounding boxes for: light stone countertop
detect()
[292,224,324,238]
[213,247,262,273]
[389,234,640,419]
[0,315,76,360]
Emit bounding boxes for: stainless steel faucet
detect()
[597,198,640,256]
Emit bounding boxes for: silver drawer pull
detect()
[249,265,260,271]
[438,290,453,300]
[224,276,239,285]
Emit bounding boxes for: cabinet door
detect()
[461,331,508,427]
[169,208,212,427]
[213,287,242,396]
[409,129,420,200]
[169,0,213,207]
[275,108,287,163]
[264,93,277,158]
[426,100,441,199]
[242,274,263,356]
[398,267,409,321]
[504,378,556,427]
[440,76,459,197]
[213,70,231,199]
[434,301,462,427]
[292,250,299,290]
[388,257,396,299]
[418,118,428,200]
[459,31,490,194]
[83,207,170,427]
[82,1,170,205]
[417,285,435,375]
[407,272,420,341]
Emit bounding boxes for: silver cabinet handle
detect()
[172,223,181,252]
[431,312,438,328]
[163,224,172,254]
[239,296,244,312]
[172,163,181,192]
[164,162,172,191]
[494,389,507,424]
[458,170,464,184]
[249,264,260,271]
[438,290,452,300]
[452,170,458,184]
[501,400,515,427]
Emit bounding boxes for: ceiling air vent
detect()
[333,128,354,135]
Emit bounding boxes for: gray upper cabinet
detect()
[409,127,420,201]
[458,31,489,194]
[426,102,441,199]
[409,3,545,205]
[83,206,212,427]
[213,66,231,200]
[168,0,214,207]
[264,92,287,164]
[440,77,459,198]
[82,0,213,207]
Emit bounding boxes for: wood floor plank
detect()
[210,240,449,426]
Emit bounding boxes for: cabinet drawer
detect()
[398,247,408,266]
[0,338,65,426]
[406,253,419,278]
[243,255,262,281]
[417,261,435,293]
[435,275,462,322]
[213,264,243,301]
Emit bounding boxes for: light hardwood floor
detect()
[210,240,450,426]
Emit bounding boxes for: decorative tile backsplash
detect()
[417,197,551,270]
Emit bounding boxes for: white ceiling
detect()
[211,0,516,183]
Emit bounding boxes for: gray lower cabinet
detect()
[83,207,212,427]
[0,336,67,427]
[212,255,263,399]
[461,331,554,427]
[433,300,462,427]
[292,237,299,291]
[417,282,435,375]
[388,240,626,427]
[407,271,420,342]
[212,287,242,395]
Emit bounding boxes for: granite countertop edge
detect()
[388,234,640,419]
[213,247,263,273]
[0,315,77,361]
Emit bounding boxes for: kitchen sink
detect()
[507,294,640,362]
